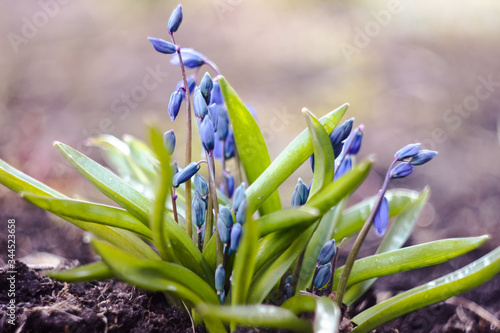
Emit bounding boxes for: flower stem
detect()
[202,192,213,252]
[170,188,178,223]
[205,58,222,76]
[207,152,223,267]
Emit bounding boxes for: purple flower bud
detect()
[216,107,229,141]
[208,103,218,131]
[291,178,309,207]
[200,117,215,152]
[192,194,206,228]
[224,173,235,198]
[235,198,248,225]
[210,80,224,106]
[348,131,363,155]
[330,118,354,147]
[200,72,213,104]
[411,150,438,165]
[193,88,208,119]
[217,218,230,243]
[373,196,389,236]
[334,142,344,158]
[168,89,184,121]
[335,155,352,181]
[390,162,414,179]
[170,48,205,69]
[224,130,235,159]
[163,130,176,155]
[232,183,246,211]
[167,4,183,33]
[310,154,315,173]
[218,204,233,228]
[176,76,196,94]
[395,143,420,161]
[194,173,209,198]
[147,37,176,54]
[213,137,223,160]
[317,239,336,265]
[313,263,332,289]
[172,162,200,187]
[215,264,225,293]
[230,223,243,252]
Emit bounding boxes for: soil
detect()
[1,195,499,333]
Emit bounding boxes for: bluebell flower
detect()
[373,196,389,236]
[317,239,336,265]
[217,218,230,243]
[224,130,235,159]
[147,37,176,54]
[193,88,208,119]
[310,154,315,173]
[218,204,233,227]
[395,143,420,161]
[167,4,183,33]
[232,183,246,211]
[163,130,176,155]
[334,143,344,158]
[291,178,309,207]
[411,150,438,165]
[235,199,248,225]
[194,173,209,198]
[170,48,205,69]
[216,107,229,140]
[390,162,414,179]
[200,72,213,104]
[200,117,215,152]
[214,136,223,160]
[224,173,235,198]
[230,223,243,252]
[335,155,352,181]
[215,264,225,294]
[168,89,184,121]
[348,131,363,155]
[192,194,206,228]
[172,162,200,187]
[176,76,196,94]
[313,263,332,289]
[330,118,354,148]
[208,103,218,131]
[210,80,224,106]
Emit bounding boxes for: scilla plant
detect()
[1,5,500,333]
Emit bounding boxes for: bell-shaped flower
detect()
[317,239,336,265]
[348,131,363,155]
[215,264,225,294]
[147,37,176,54]
[235,198,248,225]
[411,150,438,165]
[334,155,352,181]
[224,173,235,198]
[199,117,215,152]
[200,72,213,104]
[395,143,420,161]
[291,178,309,207]
[230,223,243,252]
[194,173,209,198]
[193,87,208,119]
[192,194,206,228]
[172,162,200,187]
[224,130,235,159]
[232,183,246,211]
[208,103,218,131]
[176,76,196,94]
[219,289,226,305]
[330,118,354,147]
[167,4,183,33]
[210,80,224,106]
[163,130,176,155]
[217,218,230,243]
[313,263,332,289]
[373,195,389,236]
[168,89,184,121]
[218,205,233,228]
[390,162,414,179]
[170,48,205,69]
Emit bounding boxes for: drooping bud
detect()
[176,76,196,94]
[172,162,200,187]
[194,173,209,198]
[215,264,225,294]
[235,199,248,225]
[193,87,208,119]
[200,72,213,104]
[317,239,336,265]
[335,155,352,181]
[232,183,246,211]
[224,130,235,159]
[348,130,363,155]
[210,80,224,106]
[217,218,230,243]
[200,117,215,152]
[291,178,309,207]
[208,103,218,131]
[230,223,243,252]
[390,162,414,179]
[168,89,184,121]
[170,48,205,69]
[313,263,332,289]
[192,194,206,228]
[411,150,438,165]
[395,143,420,161]
[147,37,176,54]
[163,130,176,155]
[224,173,235,198]
[373,195,389,236]
[218,205,233,227]
[167,4,183,34]
[330,118,354,147]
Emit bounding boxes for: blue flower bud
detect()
[194,173,209,198]
[210,80,224,106]
[310,154,315,173]
[217,218,230,243]
[390,162,414,179]
[348,131,363,155]
[284,283,292,301]
[200,72,213,104]
[218,205,233,227]
[213,137,223,160]
[193,88,208,119]
[163,130,176,155]
[411,150,438,165]
[291,178,309,207]
[330,118,354,147]
[176,76,196,94]
[208,103,218,131]
[168,89,184,121]
[333,142,344,158]
[230,223,243,252]
[224,130,235,159]
[232,183,246,211]
[192,194,206,228]
[215,264,225,293]
[171,161,179,177]
[200,223,205,242]
[200,117,215,152]
[313,263,332,289]
[317,239,336,265]
[285,275,292,285]
[167,4,183,33]
[224,173,235,198]
[395,143,420,161]
[373,195,389,236]
[170,48,205,69]
[235,198,248,225]
[334,155,352,181]
[219,289,226,304]
[172,162,200,187]
[147,37,176,54]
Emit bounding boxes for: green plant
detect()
[1,5,499,332]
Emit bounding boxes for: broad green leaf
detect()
[281,294,317,315]
[314,297,340,333]
[334,189,419,242]
[352,244,500,333]
[343,188,429,305]
[92,239,220,305]
[332,236,488,291]
[304,109,335,199]
[219,76,281,216]
[123,134,158,178]
[245,103,348,215]
[196,304,312,333]
[47,261,113,282]
[256,206,320,237]
[21,193,153,240]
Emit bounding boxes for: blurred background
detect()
[1,0,500,258]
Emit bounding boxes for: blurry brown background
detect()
[1,0,500,255]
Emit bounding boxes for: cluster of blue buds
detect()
[335,123,364,181]
[217,183,247,255]
[312,240,336,291]
[283,275,293,302]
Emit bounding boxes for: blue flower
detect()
[167,5,183,34]
[172,162,200,187]
[291,178,309,207]
[230,223,243,252]
[208,103,218,131]
[235,198,248,225]
[176,76,196,94]
[217,218,230,243]
[194,173,209,198]
[170,48,205,69]
[411,150,438,165]
[218,205,233,227]
[200,117,215,152]
[193,88,208,119]
[395,143,420,161]
[168,89,184,121]
[224,173,235,198]
[313,263,332,289]
[210,80,224,106]
[215,264,225,294]
[330,118,354,148]
[147,37,176,54]
[373,196,389,236]
[335,155,352,181]
[163,130,176,155]
[390,162,414,179]
[224,130,235,159]
[348,131,363,155]
[317,239,336,265]
[192,194,206,228]
[232,183,246,211]
[200,72,213,104]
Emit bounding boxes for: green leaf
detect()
[334,189,420,242]
[124,134,158,178]
[196,304,312,333]
[343,188,429,305]
[21,193,153,240]
[245,103,348,215]
[314,297,340,333]
[304,109,335,199]
[47,261,113,282]
[332,236,489,291]
[281,294,317,315]
[219,76,281,216]
[352,243,500,333]
[256,206,321,237]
